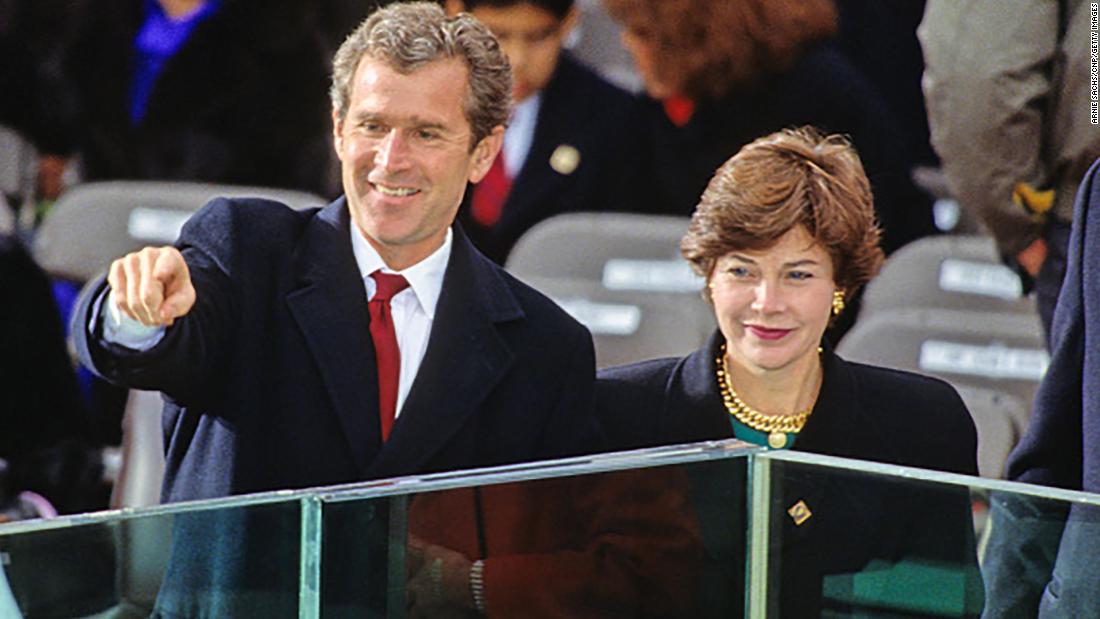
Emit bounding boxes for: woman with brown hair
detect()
[601,0,935,257]
[598,127,982,617]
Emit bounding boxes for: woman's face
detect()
[710,226,836,375]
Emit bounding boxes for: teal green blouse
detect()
[728,416,798,450]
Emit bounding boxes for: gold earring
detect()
[831,290,845,316]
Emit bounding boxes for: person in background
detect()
[0,234,107,516]
[834,0,938,169]
[53,0,334,197]
[598,127,982,617]
[921,0,1100,347]
[602,0,935,259]
[979,157,1100,618]
[446,0,645,264]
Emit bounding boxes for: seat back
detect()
[506,212,696,284]
[507,212,712,368]
[861,235,1035,319]
[519,275,714,368]
[954,385,1028,478]
[68,393,172,619]
[836,308,1047,418]
[109,390,165,510]
[34,180,327,282]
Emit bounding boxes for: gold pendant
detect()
[767,431,788,449]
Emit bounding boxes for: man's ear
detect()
[468,126,505,183]
[331,108,345,159]
[443,0,465,15]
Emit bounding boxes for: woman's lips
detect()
[746,325,792,340]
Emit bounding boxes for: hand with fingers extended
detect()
[107,246,196,327]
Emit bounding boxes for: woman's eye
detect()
[788,271,812,281]
[727,267,751,278]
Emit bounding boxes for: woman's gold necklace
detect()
[715,343,813,449]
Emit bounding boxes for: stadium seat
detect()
[507,213,714,367]
[506,212,697,286]
[34,180,326,282]
[836,308,1047,420]
[109,390,165,510]
[860,235,1035,319]
[518,275,714,368]
[954,386,1028,479]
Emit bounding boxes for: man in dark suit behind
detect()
[72,3,597,615]
[446,0,646,264]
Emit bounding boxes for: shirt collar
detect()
[350,222,452,319]
[503,92,542,175]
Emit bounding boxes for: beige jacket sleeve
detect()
[920,0,1060,256]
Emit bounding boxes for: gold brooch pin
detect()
[788,500,812,526]
[550,144,580,175]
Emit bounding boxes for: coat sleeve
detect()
[920,0,1058,255]
[1004,160,1097,488]
[980,159,1100,618]
[72,200,243,404]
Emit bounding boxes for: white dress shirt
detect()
[351,225,451,417]
[100,223,454,419]
[502,92,541,177]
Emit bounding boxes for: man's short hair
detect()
[330,1,513,148]
[462,0,575,20]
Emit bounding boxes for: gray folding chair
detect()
[955,385,1028,479]
[34,180,326,282]
[860,234,1036,320]
[518,275,714,368]
[108,390,166,510]
[506,212,696,284]
[836,308,1047,420]
[508,213,713,367]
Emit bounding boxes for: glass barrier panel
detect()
[316,442,758,618]
[751,450,1100,619]
[0,494,305,618]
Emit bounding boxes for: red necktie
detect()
[471,153,512,227]
[369,271,410,441]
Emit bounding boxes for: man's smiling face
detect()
[333,56,501,269]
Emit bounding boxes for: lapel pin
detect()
[788,500,812,526]
[549,144,580,175]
